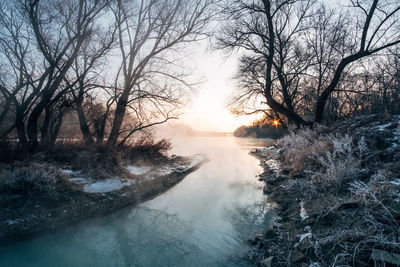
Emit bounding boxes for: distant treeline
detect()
[233,125,284,139]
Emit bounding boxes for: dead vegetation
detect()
[279,128,368,186]
[254,115,400,266]
[0,138,172,193]
[0,162,68,196]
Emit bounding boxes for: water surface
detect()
[0,136,273,267]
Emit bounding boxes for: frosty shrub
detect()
[310,135,367,184]
[279,128,368,184]
[0,163,68,195]
[350,169,400,230]
[278,127,332,174]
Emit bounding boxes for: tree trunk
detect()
[106,88,130,146]
[26,98,46,147]
[15,110,27,145]
[314,53,363,123]
[262,0,309,127]
[40,107,51,145]
[49,112,64,146]
[95,113,108,145]
[76,99,94,144]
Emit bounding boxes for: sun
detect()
[272,118,280,128]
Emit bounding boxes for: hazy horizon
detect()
[176,40,261,133]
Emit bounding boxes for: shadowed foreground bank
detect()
[0,141,205,245]
[249,115,400,266]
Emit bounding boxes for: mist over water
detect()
[0,136,274,267]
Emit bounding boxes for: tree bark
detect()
[106,88,130,146]
[15,109,27,145]
[76,98,94,144]
[49,112,64,146]
[40,107,51,145]
[95,110,109,145]
[26,97,46,147]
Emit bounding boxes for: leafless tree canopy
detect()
[0,0,217,147]
[219,0,400,126]
[1,0,400,146]
[106,0,215,146]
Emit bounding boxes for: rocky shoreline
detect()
[0,155,206,246]
[249,115,400,266]
[250,146,312,266]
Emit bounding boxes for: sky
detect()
[178,42,260,133]
[178,0,343,133]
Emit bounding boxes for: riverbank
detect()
[250,114,400,266]
[0,141,206,246]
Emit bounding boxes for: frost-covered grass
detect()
[278,126,332,175]
[0,162,68,195]
[276,117,400,265]
[278,128,368,185]
[312,170,400,265]
[0,138,173,196]
[309,135,367,185]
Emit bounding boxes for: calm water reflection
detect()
[0,137,274,267]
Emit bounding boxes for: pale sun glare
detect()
[179,42,260,133]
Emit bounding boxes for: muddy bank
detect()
[249,115,400,266]
[0,155,206,246]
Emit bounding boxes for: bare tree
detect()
[23,0,111,146]
[105,0,216,146]
[314,0,400,122]
[83,97,115,143]
[0,0,112,146]
[41,95,74,145]
[221,0,400,126]
[66,23,116,145]
[0,0,38,143]
[221,0,314,126]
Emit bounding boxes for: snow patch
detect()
[62,169,76,175]
[67,174,133,193]
[83,178,132,193]
[300,232,312,242]
[300,200,309,220]
[155,166,175,176]
[155,155,205,176]
[69,177,90,184]
[126,165,151,175]
[389,179,400,186]
[127,155,205,178]
[377,122,392,131]
[7,218,24,225]
[265,159,281,172]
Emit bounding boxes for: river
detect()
[0,136,274,267]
